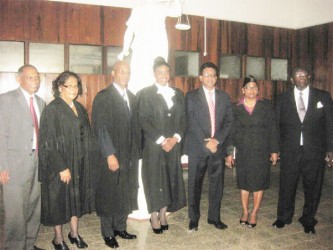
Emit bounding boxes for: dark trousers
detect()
[277,147,325,226]
[188,153,225,223]
[100,213,128,237]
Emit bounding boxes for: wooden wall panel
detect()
[65,3,101,44]
[103,7,130,46]
[0,0,332,116]
[0,0,31,41]
[29,1,66,43]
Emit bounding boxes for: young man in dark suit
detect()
[273,67,333,234]
[184,62,233,231]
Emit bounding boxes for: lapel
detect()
[304,88,316,122]
[287,90,301,122]
[110,84,130,116]
[15,88,33,123]
[198,87,212,135]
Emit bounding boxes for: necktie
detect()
[30,96,39,149]
[208,91,215,137]
[123,93,130,112]
[297,92,306,122]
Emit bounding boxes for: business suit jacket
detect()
[0,87,45,249]
[0,88,45,184]
[184,86,233,222]
[275,86,333,225]
[184,86,233,158]
[276,87,333,158]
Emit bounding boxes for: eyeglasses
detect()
[202,73,217,78]
[243,86,258,90]
[294,72,308,78]
[63,85,79,90]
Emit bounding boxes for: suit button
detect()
[167,113,171,117]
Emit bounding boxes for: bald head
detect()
[112,61,131,90]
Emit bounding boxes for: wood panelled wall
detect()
[0,0,332,115]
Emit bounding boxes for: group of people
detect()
[0,59,332,250]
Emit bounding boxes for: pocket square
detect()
[317,101,323,108]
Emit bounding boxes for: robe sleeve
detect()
[91,94,116,158]
[38,105,67,182]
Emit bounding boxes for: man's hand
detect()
[60,169,71,184]
[225,155,234,169]
[162,137,178,152]
[204,138,218,153]
[0,170,9,185]
[326,152,333,167]
[270,153,279,166]
[107,154,119,172]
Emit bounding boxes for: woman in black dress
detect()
[137,57,186,234]
[39,71,94,249]
[225,75,279,228]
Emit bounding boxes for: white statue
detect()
[118,0,182,94]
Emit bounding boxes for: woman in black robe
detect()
[225,75,279,228]
[137,57,186,234]
[38,71,94,250]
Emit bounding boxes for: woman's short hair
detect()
[52,71,83,98]
[153,56,170,71]
[243,75,258,88]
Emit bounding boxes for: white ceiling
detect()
[49,0,333,29]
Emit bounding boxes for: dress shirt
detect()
[113,82,130,110]
[294,85,309,145]
[20,88,40,150]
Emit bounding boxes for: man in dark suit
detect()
[273,67,333,234]
[0,65,45,250]
[184,62,233,231]
[92,61,140,249]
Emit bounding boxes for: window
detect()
[69,45,102,74]
[174,51,199,77]
[246,56,265,80]
[0,41,24,72]
[219,55,241,79]
[271,58,288,81]
[106,47,131,74]
[30,43,64,73]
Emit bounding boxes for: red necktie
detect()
[208,91,215,137]
[30,96,39,149]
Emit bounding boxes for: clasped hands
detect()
[162,137,178,152]
[204,138,219,153]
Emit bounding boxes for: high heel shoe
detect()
[68,233,88,248]
[150,219,163,234]
[239,219,249,226]
[248,212,258,228]
[161,224,169,230]
[52,240,69,250]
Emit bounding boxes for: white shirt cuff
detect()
[156,136,166,145]
[181,155,188,164]
[173,133,181,143]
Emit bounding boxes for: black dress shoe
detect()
[207,219,228,230]
[114,230,137,239]
[248,223,256,228]
[31,246,45,250]
[272,219,285,228]
[304,225,316,234]
[52,240,69,250]
[189,221,198,230]
[104,237,119,249]
[68,233,88,248]
[161,224,169,231]
[298,217,318,226]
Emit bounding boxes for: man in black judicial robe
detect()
[91,61,141,249]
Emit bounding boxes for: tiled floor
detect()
[1,165,333,250]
